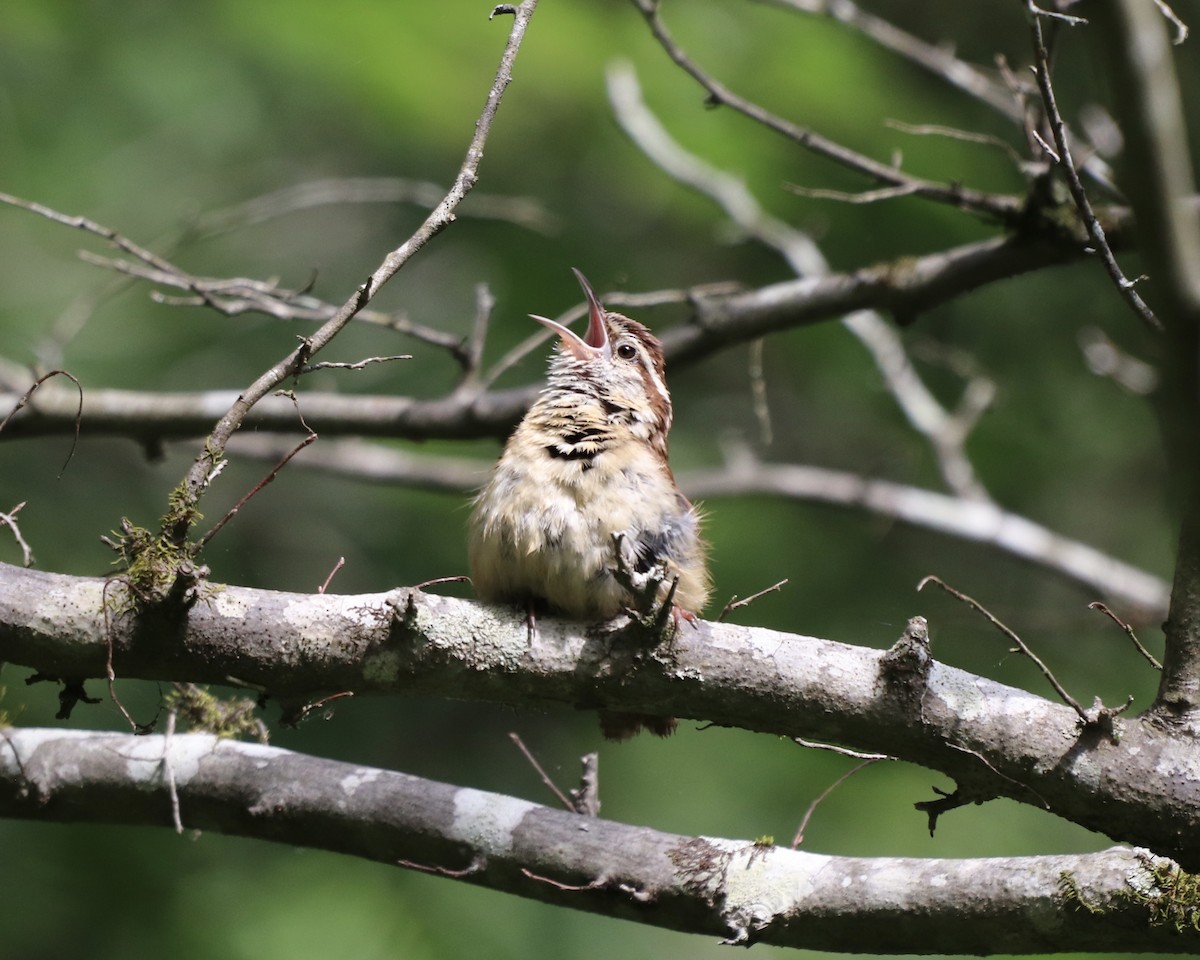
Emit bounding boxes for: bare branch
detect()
[718,579,789,622]
[918,575,1088,722]
[1090,601,1162,671]
[192,176,559,238]
[300,355,412,375]
[0,503,34,567]
[751,0,1022,122]
[784,182,923,204]
[791,759,883,848]
[1026,1,1161,330]
[628,0,1022,222]
[884,119,1026,168]
[196,432,318,548]
[508,732,576,813]
[166,0,541,544]
[608,62,996,499]
[0,369,83,476]
[0,727,1184,953]
[4,563,1193,863]
[215,436,1168,616]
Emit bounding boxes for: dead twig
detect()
[784,182,922,205]
[163,709,184,834]
[166,0,541,547]
[628,0,1021,221]
[917,575,1088,723]
[718,579,789,622]
[318,557,346,595]
[100,578,151,734]
[196,432,318,549]
[792,737,894,761]
[301,355,411,374]
[792,759,881,848]
[1089,601,1162,670]
[884,119,1026,168]
[0,503,34,567]
[0,369,83,475]
[397,854,486,878]
[1026,0,1160,331]
[509,732,576,813]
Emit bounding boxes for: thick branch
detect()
[0,562,1195,866]
[0,727,1185,953]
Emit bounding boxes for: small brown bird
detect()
[468,268,710,738]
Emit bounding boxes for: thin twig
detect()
[917,574,1088,722]
[1089,601,1162,670]
[793,737,894,761]
[1026,0,1161,331]
[751,0,1023,122]
[520,868,608,893]
[1028,2,1088,26]
[884,119,1026,168]
[607,62,996,501]
[318,557,346,595]
[196,432,318,549]
[301,354,411,374]
[718,579,789,622]
[76,249,467,357]
[412,575,472,590]
[100,578,146,734]
[509,732,576,813]
[0,503,34,567]
[192,176,558,238]
[290,690,356,724]
[397,854,486,879]
[459,283,497,389]
[784,182,922,205]
[946,741,1051,811]
[791,759,881,848]
[628,0,1021,221]
[163,709,184,834]
[0,369,83,476]
[167,0,540,546]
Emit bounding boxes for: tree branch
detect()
[607,60,996,500]
[629,0,1022,222]
[0,227,1123,444]
[0,727,1184,953]
[218,435,1169,617]
[0,561,1194,866]
[165,0,539,541]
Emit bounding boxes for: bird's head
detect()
[532,268,673,444]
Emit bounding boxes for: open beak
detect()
[530,267,611,362]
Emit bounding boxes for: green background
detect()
[1,1,1191,957]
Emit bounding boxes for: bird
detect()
[468,268,710,738]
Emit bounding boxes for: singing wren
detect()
[468,269,710,738]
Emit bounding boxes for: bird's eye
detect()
[616,342,638,361]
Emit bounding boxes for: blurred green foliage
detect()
[0,1,1188,957]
